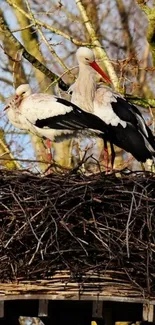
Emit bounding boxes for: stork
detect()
[70,47,155,167]
[4,84,114,160]
[69,47,114,170]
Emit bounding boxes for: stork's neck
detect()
[6,103,22,129]
[71,63,96,112]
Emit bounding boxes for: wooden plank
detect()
[38,300,48,317]
[143,303,148,321]
[148,305,154,322]
[143,303,154,322]
[0,301,4,318]
[0,294,155,304]
[92,301,103,318]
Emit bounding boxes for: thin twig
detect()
[126,185,136,258]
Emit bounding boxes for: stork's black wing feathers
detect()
[34,97,155,163]
[144,124,155,150]
[112,97,140,126]
[36,112,87,130]
[112,96,155,149]
[108,123,153,162]
[35,97,109,135]
[128,103,155,149]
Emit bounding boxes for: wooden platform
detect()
[0,271,155,322]
[0,270,154,303]
[0,296,154,323]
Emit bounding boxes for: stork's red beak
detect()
[89,61,112,85]
[4,95,19,111]
[4,105,9,111]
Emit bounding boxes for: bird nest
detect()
[0,169,155,298]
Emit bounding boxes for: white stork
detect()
[69,47,155,166]
[4,84,113,152]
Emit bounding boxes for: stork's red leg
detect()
[46,139,53,161]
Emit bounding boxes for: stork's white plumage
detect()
[70,47,111,113]
[4,84,112,145]
[69,47,114,168]
[70,47,155,165]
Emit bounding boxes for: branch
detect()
[0,10,67,87]
[125,95,155,108]
[115,0,136,56]
[0,10,27,86]
[6,0,90,47]
[24,0,75,81]
[0,129,21,170]
[136,2,155,67]
[75,0,119,89]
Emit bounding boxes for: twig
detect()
[126,185,136,258]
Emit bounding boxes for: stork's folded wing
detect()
[35,97,109,135]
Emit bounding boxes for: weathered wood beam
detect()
[38,300,48,317]
[143,303,154,322]
[0,301,4,318]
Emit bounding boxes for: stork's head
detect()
[4,84,32,111]
[16,84,32,98]
[76,47,95,65]
[76,47,112,84]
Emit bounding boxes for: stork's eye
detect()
[85,58,89,61]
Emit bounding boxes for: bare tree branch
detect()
[0,129,21,169]
[0,10,66,87]
[75,0,119,88]
[6,0,90,47]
